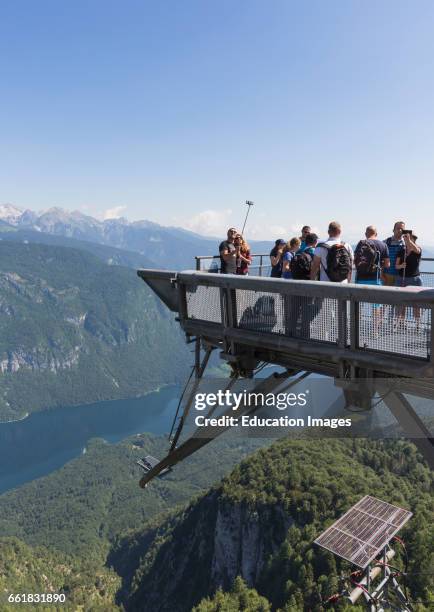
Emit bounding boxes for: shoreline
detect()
[0,383,176,426]
[0,411,30,424]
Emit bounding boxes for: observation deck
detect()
[137,261,434,476]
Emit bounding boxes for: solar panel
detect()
[314,495,412,568]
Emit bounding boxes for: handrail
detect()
[195,254,434,263]
[177,270,434,305]
[195,253,434,276]
[138,268,434,380]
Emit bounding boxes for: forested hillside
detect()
[0,537,120,611]
[0,242,189,420]
[113,439,433,611]
[0,433,267,560]
[0,436,432,610]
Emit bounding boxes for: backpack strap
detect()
[317,242,331,275]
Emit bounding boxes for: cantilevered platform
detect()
[137,269,434,480]
[139,269,434,378]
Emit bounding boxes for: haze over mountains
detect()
[0,204,272,270]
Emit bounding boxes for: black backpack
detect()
[290,251,313,280]
[319,242,352,282]
[354,240,379,275]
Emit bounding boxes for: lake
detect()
[0,386,180,495]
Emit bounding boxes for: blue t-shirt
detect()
[299,245,315,256]
[282,251,294,279]
[385,237,404,275]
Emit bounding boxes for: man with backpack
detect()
[284,233,319,338]
[291,233,318,280]
[354,226,390,286]
[310,222,353,283]
[354,226,390,336]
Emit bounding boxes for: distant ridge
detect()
[0,205,273,270]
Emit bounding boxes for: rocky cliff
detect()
[109,438,433,611]
[0,242,189,420]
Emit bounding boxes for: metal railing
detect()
[195,254,434,287]
[138,269,434,380]
[195,253,270,276]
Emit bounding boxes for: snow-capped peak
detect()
[0,203,24,225]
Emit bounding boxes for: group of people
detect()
[219,221,423,289]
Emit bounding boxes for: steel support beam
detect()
[383,391,434,470]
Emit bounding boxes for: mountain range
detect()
[0,204,272,270]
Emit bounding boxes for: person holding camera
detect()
[395,231,422,326]
[396,231,422,287]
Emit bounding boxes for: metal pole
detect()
[241,200,254,235]
[348,550,395,604]
[382,391,434,469]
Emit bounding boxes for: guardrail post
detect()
[259,255,263,276]
[430,306,434,365]
[177,282,188,324]
[338,299,348,348]
[350,299,359,351]
[195,256,201,271]
[217,286,237,355]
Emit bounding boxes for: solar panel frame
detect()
[314,495,412,568]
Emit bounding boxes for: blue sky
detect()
[1,1,434,242]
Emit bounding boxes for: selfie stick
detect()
[241,200,254,235]
[401,234,409,287]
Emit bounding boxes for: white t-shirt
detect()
[314,238,354,282]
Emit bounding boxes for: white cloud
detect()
[176,209,234,237]
[174,209,315,241]
[103,205,127,220]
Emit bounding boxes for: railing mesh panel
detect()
[235,290,340,343]
[197,255,271,277]
[186,285,222,323]
[358,302,431,359]
[420,272,434,288]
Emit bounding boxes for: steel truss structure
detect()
[137,269,434,486]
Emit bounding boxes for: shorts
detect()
[403,276,422,287]
[382,273,400,287]
[356,278,382,286]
